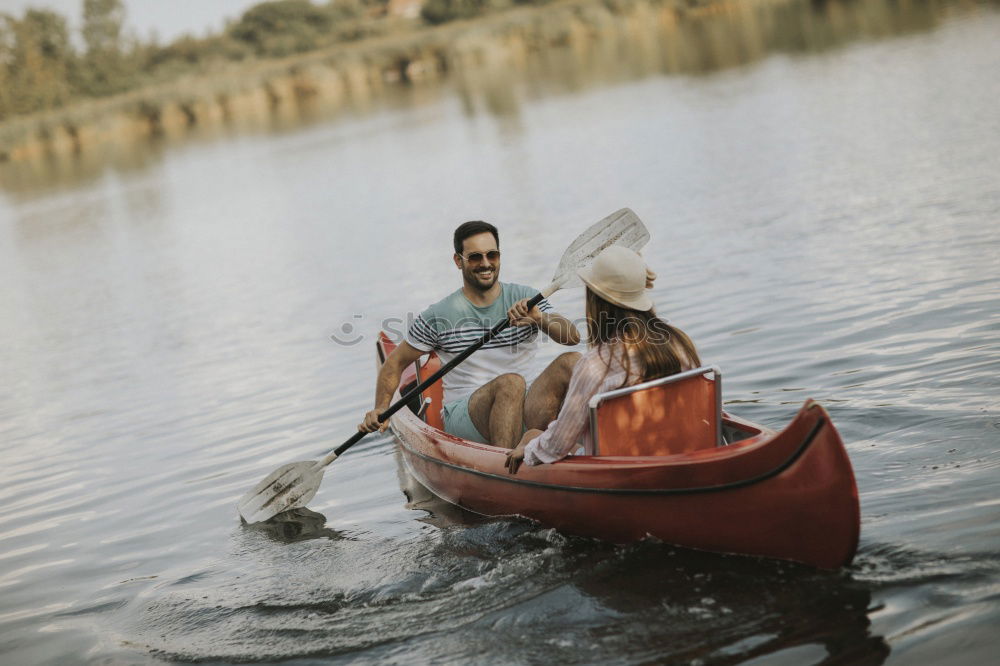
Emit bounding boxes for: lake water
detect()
[1,1,999,663]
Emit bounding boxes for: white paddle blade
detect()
[237,461,325,524]
[550,208,650,290]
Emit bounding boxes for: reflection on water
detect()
[133,481,893,664]
[570,544,890,665]
[2,0,995,194]
[391,448,890,663]
[455,0,985,114]
[244,507,352,543]
[394,447,496,529]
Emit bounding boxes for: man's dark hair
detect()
[453,221,499,256]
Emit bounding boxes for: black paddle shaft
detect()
[332,292,545,458]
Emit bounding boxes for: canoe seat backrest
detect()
[416,353,445,431]
[592,367,721,456]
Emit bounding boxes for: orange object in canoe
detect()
[378,333,860,569]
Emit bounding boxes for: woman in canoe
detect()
[505,245,701,474]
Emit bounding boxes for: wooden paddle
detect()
[237,208,650,523]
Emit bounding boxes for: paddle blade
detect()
[550,208,650,290]
[237,461,325,524]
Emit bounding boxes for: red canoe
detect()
[378,333,860,569]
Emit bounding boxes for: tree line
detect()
[0,0,547,122]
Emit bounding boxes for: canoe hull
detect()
[380,336,860,569]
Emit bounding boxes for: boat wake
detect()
[122,515,893,664]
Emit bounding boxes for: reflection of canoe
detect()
[378,333,860,569]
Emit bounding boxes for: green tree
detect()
[82,0,125,52]
[0,16,15,119]
[0,10,75,118]
[77,0,136,96]
[229,0,339,57]
[421,0,496,25]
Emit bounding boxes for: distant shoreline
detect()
[0,0,970,167]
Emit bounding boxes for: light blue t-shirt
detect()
[405,282,553,404]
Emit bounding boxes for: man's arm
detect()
[359,340,426,432]
[536,311,580,346]
[508,299,581,346]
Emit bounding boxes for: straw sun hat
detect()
[577,245,656,312]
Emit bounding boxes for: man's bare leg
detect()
[468,373,527,449]
[523,352,582,430]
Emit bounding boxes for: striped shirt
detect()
[405,282,553,405]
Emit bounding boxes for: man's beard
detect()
[463,263,498,291]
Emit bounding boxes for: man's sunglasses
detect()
[461,250,501,263]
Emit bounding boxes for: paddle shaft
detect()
[319,292,546,466]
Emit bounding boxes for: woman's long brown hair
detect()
[585,288,700,386]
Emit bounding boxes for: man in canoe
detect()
[359,221,582,448]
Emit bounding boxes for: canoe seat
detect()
[590,366,722,456]
[415,352,445,431]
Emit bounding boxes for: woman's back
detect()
[507,244,701,472]
[522,340,696,464]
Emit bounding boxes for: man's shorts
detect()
[441,384,531,445]
[441,395,488,444]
